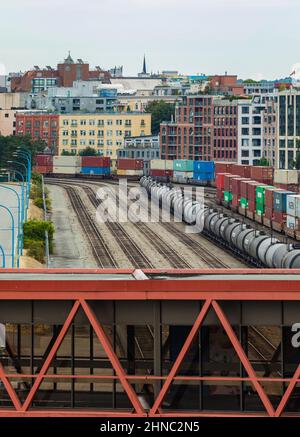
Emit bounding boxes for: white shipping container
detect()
[274,169,298,185]
[165,160,173,170]
[54,156,82,167]
[124,170,143,176]
[53,166,81,174]
[173,171,193,178]
[286,194,300,217]
[286,214,297,230]
[150,159,166,170]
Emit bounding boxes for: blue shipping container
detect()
[193,172,214,181]
[81,166,110,175]
[193,161,215,174]
[273,190,294,212]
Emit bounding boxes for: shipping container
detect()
[117,169,143,176]
[263,217,272,228]
[36,155,53,166]
[231,164,251,178]
[149,169,173,177]
[240,197,248,209]
[117,159,144,170]
[216,189,223,204]
[247,200,256,212]
[273,190,294,213]
[247,182,261,202]
[215,162,234,174]
[224,174,239,192]
[223,191,233,203]
[256,185,273,207]
[54,156,81,167]
[150,159,173,170]
[193,161,215,174]
[53,166,80,174]
[216,173,229,190]
[250,166,273,183]
[286,215,300,230]
[232,194,239,210]
[231,177,250,196]
[264,207,273,219]
[240,180,254,199]
[264,187,280,211]
[274,182,298,193]
[238,206,246,216]
[173,160,194,172]
[273,210,286,223]
[81,166,110,175]
[286,194,300,217]
[193,172,214,181]
[173,170,193,179]
[274,169,298,185]
[33,165,53,174]
[81,156,111,168]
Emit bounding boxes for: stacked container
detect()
[263,187,278,227]
[231,164,251,178]
[216,173,229,205]
[231,177,250,212]
[53,156,81,175]
[246,181,260,220]
[223,174,239,206]
[286,194,300,237]
[239,180,251,214]
[215,162,234,174]
[81,156,111,176]
[250,166,273,184]
[193,161,215,182]
[173,160,193,183]
[150,159,173,178]
[273,190,294,231]
[117,159,144,177]
[273,170,299,192]
[35,155,53,174]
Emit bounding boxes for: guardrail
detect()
[41,175,50,267]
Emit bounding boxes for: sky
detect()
[0,0,300,80]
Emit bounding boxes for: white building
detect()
[238,95,277,166]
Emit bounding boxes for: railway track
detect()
[49,180,154,269]
[65,185,117,268]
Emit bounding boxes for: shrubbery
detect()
[23,219,55,263]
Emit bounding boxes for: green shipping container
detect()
[256,204,265,215]
[173,159,194,172]
[240,197,248,208]
[224,191,233,203]
[255,185,274,204]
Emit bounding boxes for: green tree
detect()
[0,135,46,169]
[78,147,98,156]
[145,100,175,134]
[61,149,77,156]
[257,157,271,166]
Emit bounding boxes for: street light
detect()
[0,245,5,268]
[0,185,22,263]
[13,150,31,184]
[0,204,15,268]
[7,160,30,209]
[1,168,27,222]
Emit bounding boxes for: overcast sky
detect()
[0,0,299,79]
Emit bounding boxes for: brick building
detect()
[210,75,244,96]
[213,99,238,161]
[160,95,213,160]
[10,53,110,93]
[16,113,59,151]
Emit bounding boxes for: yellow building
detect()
[58,112,151,159]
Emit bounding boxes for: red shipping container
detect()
[247,181,262,201]
[248,200,256,212]
[232,194,239,209]
[231,177,251,196]
[273,211,286,223]
[264,187,281,210]
[81,156,110,168]
[216,173,229,190]
[33,165,53,174]
[224,174,239,192]
[36,155,53,166]
[231,164,251,178]
[274,183,299,193]
[264,207,273,219]
[216,189,223,204]
[215,162,234,174]
[240,180,253,199]
[250,166,273,183]
[150,169,173,177]
[117,159,144,170]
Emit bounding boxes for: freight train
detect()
[140,176,300,268]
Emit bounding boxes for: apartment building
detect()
[117,135,160,174]
[58,113,151,158]
[160,95,213,160]
[213,99,238,161]
[277,91,300,169]
[16,113,59,150]
[262,97,277,167]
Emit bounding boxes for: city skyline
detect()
[1,0,299,79]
